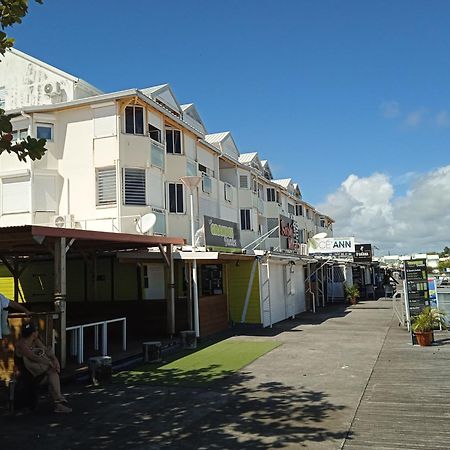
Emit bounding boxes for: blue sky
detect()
[8,1,450,252]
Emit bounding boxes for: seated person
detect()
[15,322,72,413]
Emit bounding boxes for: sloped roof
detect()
[272,178,292,189]
[238,152,259,164]
[139,83,182,114]
[180,103,207,134]
[205,131,231,144]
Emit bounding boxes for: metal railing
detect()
[67,317,127,364]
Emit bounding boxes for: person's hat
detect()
[21,321,37,338]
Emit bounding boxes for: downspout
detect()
[21,111,34,222]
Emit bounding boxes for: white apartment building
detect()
[0,50,335,332]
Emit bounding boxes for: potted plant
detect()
[345,284,360,305]
[411,307,447,346]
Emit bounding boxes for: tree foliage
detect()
[0,0,47,161]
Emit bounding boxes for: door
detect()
[143,264,165,300]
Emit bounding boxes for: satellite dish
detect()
[312,232,328,239]
[136,213,157,234]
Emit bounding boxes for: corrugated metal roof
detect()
[205,131,230,144]
[272,178,292,189]
[140,84,169,96]
[238,152,258,164]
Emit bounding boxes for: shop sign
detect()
[204,216,242,253]
[404,259,429,316]
[353,244,373,262]
[308,237,355,254]
[279,215,299,251]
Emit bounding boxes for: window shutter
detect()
[239,175,249,189]
[202,175,212,194]
[123,168,146,205]
[97,168,116,205]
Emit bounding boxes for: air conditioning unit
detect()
[44,82,61,97]
[53,214,75,228]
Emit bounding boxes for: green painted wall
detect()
[228,260,261,324]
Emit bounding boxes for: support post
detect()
[168,244,175,336]
[54,237,67,368]
[187,262,193,330]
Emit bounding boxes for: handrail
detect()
[67,317,127,364]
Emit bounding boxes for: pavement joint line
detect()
[340,309,395,450]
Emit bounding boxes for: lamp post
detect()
[180,176,202,337]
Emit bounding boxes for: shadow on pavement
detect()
[1,365,348,449]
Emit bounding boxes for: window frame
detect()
[124,105,145,135]
[36,122,54,141]
[167,182,185,214]
[240,208,252,231]
[123,167,147,206]
[96,167,117,207]
[165,125,182,154]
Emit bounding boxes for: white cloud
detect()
[435,110,450,128]
[380,101,400,119]
[403,109,426,127]
[318,165,450,255]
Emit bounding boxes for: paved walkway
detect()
[1,301,449,449]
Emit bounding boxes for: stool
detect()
[180,330,197,349]
[88,356,112,385]
[142,341,162,363]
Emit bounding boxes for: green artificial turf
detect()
[115,339,281,386]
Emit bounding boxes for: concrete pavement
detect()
[1,300,448,449]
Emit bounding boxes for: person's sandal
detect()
[54,401,72,413]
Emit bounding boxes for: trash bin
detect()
[88,356,112,385]
[180,330,197,349]
[142,341,162,363]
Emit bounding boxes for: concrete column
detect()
[54,237,67,368]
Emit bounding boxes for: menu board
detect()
[404,259,430,316]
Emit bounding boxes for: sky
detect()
[8,0,450,254]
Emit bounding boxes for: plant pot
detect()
[414,331,433,346]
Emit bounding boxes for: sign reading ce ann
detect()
[308,237,355,255]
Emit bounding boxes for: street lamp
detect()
[180,176,202,337]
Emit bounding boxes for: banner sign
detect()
[404,259,430,316]
[428,277,438,309]
[308,237,355,254]
[279,215,299,251]
[204,216,242,253]
[353,244,373,263]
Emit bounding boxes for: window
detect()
[187,160,197,176]
[123,168,146,205]
[202,175,212,194]
[198,163,214,177]
[320,217,326,228]
[276,191,281,204]
[252,179,258,193]
[36,123,53,140]
[267,188,276,202]
[151,142,165,170]
[149,124,162,142]
[0,86,5,109]
[166,126,182,154]
[12,128,28,141]
[96,167,116,205]
[296,204,303,216]
[152,208,166,235]
[125,106,144,134]
[306,208,310,219]
[224,183,233,202]
[167,182,184,213]
[1,176,31,214]
[239,175,249,189]
[240,209,251,230]
[288,203,295,215]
